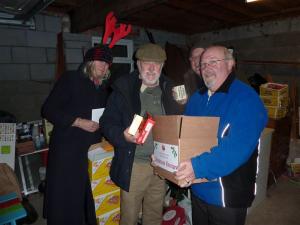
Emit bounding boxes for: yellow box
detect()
[259,82,288,98]
[291,163,300,176]
[260,95,289,107]
[91,176,119,197]
[97,208,120,225]
[94,190,120,216]
[88,142,114,180]
[89,156,113,180]
[266,106,287,119]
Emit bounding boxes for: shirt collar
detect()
[199,72,236,94]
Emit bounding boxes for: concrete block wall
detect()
[0,13,62,121]
[189,16,300,104]
[0,14,187,122]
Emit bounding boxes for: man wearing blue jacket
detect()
[175,45,268,225]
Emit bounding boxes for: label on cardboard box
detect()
[153,142,179,173]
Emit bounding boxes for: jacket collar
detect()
[199,72,235,94]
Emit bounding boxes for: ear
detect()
[226,59,235,70]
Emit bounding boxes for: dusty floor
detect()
[26,175,300,225]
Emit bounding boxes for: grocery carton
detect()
[91,176,119,197]
[97,208,120,225]
[152,115,219,186]
[259,82,288,98]
[88,141,114,180]
[94,189,120,216]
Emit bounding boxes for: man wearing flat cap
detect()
[100,43,181,225]
[42,44,112,225]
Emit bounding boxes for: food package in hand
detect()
[128,113,155,144]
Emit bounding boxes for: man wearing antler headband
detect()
[100,43,181,225]
[42,11,131,225]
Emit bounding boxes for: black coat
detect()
[41,70,109,225]
[100,70,181,192]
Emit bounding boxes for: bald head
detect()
[200,46,235,92]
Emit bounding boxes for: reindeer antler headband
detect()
[102,11,132,48]
[83,11,132,64]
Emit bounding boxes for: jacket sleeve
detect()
[100,91,134,148]
[191,94,268,180]
[41,72,77,128]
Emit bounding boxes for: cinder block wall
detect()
[190,16,300,104]
[0,14,61,121]
[0,14,187,122]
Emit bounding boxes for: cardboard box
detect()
[94,189,120,216]
[128,113,155,144]
[265,106,287,119]
[91,176,119,197]
[128,114,144,135]
[259,82,288,98]
[260,95,289,108]
[97,208,120,225]
[152,115,219,186]
[88,141,114,180]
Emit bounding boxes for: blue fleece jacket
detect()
[185,73,268,208]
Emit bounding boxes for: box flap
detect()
[153,115,181,141]
[180,116,219,138]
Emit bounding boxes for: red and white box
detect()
[128,113,155,144]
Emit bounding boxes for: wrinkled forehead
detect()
[202,47,225,60]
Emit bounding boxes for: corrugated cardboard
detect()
[0,163,22,200]
[152,115,219,186]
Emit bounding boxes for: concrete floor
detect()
[26,176,300,225]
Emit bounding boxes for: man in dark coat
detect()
[42,45,113,225]
[100,43,181,225]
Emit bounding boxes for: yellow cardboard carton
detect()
[266,106,287,119]
[260,95,289,108]
[97,208,120,225]
[88,142,114,180]
[91,176,119,197]
[94,190,120,216]
[259,82,288,98]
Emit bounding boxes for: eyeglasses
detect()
[200,58,229,69]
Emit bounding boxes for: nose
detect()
[149,63,155,71]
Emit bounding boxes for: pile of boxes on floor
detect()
[88,141,120,225]
[259,82,289,119]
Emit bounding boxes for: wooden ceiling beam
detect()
[71,0,165,33]
[208,0,258,18]
[167,0,240,24]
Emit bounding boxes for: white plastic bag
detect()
[178,189,192,225]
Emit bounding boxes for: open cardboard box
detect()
[152,115,219,186]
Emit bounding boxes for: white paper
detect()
[92,108,105,123]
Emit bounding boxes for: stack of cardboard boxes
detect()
[260,82,289,119]
[88,141,120,225]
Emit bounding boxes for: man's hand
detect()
[123,127,138,143]
[175,159,196,188]
[73,118,99,132]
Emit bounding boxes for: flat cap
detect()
[136,43,166,62]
